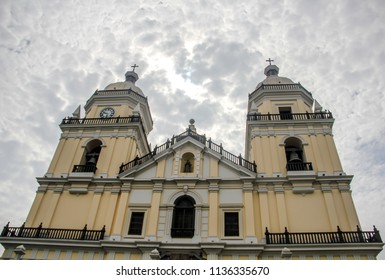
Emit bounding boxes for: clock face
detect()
[100,107,115,118]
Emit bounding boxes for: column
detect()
[269,136,280,174]
[339,184,360,230]
[274,186,288,230]
[104,188,120,236]
[25,190,46,226]
[208,180,219,241]
[86,187,104,228]
[145,181,163,241]
[258,185,270,236]
[321,185,339,230]
[243,180,257,243]
[111,183,131,238]
[44,186,63,227]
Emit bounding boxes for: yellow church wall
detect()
[308,134,324,171]
[48,138,82,175]
[49,191,92,229]
[314,135,334,173]
[92,191,113,230]
[268,136,280,173]
[111,191,130,236]
[130,253,142,260]
[329,189,348,230]
[47,130,141,177]
[27,190,54,227]
[209,157,219,177]
[25,192,45,227]
[146,191,162,237]
[261,137,273,175]
[285,190,331,231]
[325,135,343,172]
[208,190,219,238]
[46,138,66,174]
[86,104,133,119]
[96,137,117,175]
[243,190,256,238]
[341,191,361,230]
[106,136,138,176]
[267,191,280,232]
[334,189,360,230]
[104,192,120,235]
[47,250,58,259]
[251,137,264,173]
[252,191,263,239]
[156,158,166,177]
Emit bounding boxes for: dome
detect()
[256,64,295,89]
[104,70,144,96]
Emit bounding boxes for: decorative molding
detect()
[292,186,314,194]
[68,188,88,194]
[250,128,333,139]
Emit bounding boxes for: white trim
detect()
[220,208,243,240]
[279,135,308,146]
[81,138,107,148]
[167,190,203,205]
[124,208,149,239]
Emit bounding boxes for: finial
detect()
[264,58,279,77]
[266,58,274,65]
[125,65,139,83]
[131,64,139,72]
[188,119,196,132]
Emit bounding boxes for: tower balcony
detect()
[60,116,141,126]
[247,112,333,121]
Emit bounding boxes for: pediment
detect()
[119,135,256,180]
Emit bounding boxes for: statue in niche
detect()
[184,160,192,173]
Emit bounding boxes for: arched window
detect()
[180,152,194,173]
[171,195,195,238]
[73,139,103,173]
[284,137,312,171]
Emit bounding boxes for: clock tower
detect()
[24,69,153,231]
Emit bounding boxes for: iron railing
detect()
[247,112,333,121]
[72,164,97,173]
[119,129,257,174]
[1,223,105,241]
[265,226,382,244]
[286,162,313,171]
[61,116,141,125]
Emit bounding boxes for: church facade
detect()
[1,62,383,260]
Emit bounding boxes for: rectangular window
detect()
[224,212,239,237]
[279,107,292,119]
[128,212,145,235]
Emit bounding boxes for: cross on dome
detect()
[266,58,274,65]
[131,64,139,72]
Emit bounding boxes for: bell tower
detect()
[245,60,360,234]
[246,61,342,179]
[24,68,153,230]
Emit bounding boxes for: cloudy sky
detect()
[1,0,384,259]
